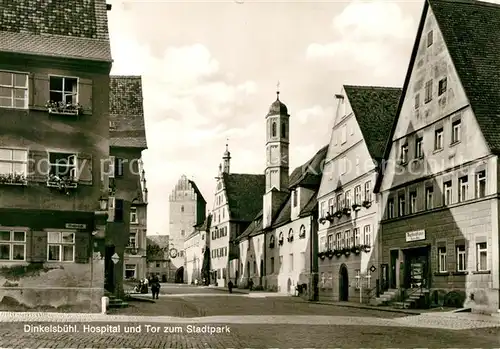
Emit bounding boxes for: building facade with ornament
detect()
[237,90,326,295]
[168,175,206,283]
[0,0,113,312]
[210,145,265,287]
[316,85,400,303]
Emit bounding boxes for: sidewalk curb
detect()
[307,301,422,315]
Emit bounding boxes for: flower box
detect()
[326,250,334,259]
[318,252,326,260]
[325,212,334,223]
[343,248,351,257]
[45,101,83,116]
[334,210,343,218]
[47,175,78,193]
[334,249,343,258]
[351,245,362,255]
[352,204,361,211]
[0,173,27,186]
[362,245,371,253]
[342,207,351,216]
[362,200,372,208]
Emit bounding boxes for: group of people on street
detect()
[134,275,161,299]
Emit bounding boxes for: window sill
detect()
[472,270,490,275]
[424,99,432,104]
[450,141,461,147]
[433,148,443,154]
[434,272,450,276]
[452,271,468,276]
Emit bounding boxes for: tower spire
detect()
[276,80,280,100]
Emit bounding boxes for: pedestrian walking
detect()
[227,280,233,294]
[151,275,160,299]
[248,278,253,291]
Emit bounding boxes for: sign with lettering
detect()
[405,230,425,242]
[65,223,87,229]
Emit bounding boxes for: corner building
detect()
[375,0,500,313]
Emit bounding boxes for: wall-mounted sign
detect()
[406,230,425,242]
[65,223,86,229]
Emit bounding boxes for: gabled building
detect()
[146,236,172,282]
[168,175,206,282]
[246,145,327,294]
[210,145,265,287]
[0,0,112,312]
[107,76,148,296]
[184,214,211,284]
[316,85,400,302]
[375,0,500,313]
[236,89,327,295]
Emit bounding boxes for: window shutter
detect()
[78,78,93,114]
[109,156,115,178]
[77,153,93,185]
[115,157,124,177]
[75,233,90,263]
[33,74,49,107]
[27,149,49,182]
[30,231,47,262]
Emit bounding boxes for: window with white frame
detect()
[341,124,347,144]
[345,190,352,207]
[0,148,28,179]
[47,232,75,262]
[398,194,405,217]
[476,170,486,198]
[458,176,468,202]
[444,181,452,205]
[435,128,444,150]
[409,191,417,214]
[49,76,78,104]
[438,246,447,272]
[128,232,137,248]
[354,228,360,245]
[354,185,361,204]
[364,181,372,202]
[363,225,371,246]
[400,144,409,163]
[451,119,461,144]
[0,230,26,261]
[125,264,136,279]
[0,71,28,109]
[425,186,434,210]
[415,137,423,158]
[336,232,342,250]
[456,244,466,272]
[337,194,343,210]
[327,234,334,250]
[320,201,326,218]
[387,198,394,218]
[130,207,138,223]
[345,230,352,248]
[355,269,360,289]
[320,236,326,252]
[328,198,334,214]
[49,152,77,179]
[476,242,487,271]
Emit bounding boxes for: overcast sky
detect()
[107,0,434,236]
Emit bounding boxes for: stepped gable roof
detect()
[0,0,111,62]
[109,76,147,149]
[222,173,265,222]
[344,85,401,161]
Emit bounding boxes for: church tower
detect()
[222,143,231,174]
[263,84,290,228]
